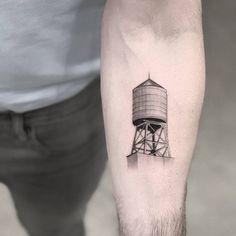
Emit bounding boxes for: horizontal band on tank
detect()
[134,99,167,104]
[133,98,167,102]
[133,87,167,94]
[132,118,167,123]
[133,109,167,114]
[133,105,167,110]
[134,86,166,90]
[133,109,167,113]
[133,112,167,119]
[133,96,167,101]
[133,107,167,112]
[133,85,167,90]
[133,110,166,114]
[133,116,167,121]
[133,107,167,114]
[133,111,167,117]
[132,117,167,125]
[133,101,167,107]
[133,93,167,98]
[133,117,167,123]
[133,87,167,92]
[133,101,167,106]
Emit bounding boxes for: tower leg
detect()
[130,121,171,158]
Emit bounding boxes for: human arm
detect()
[101,0,205,235]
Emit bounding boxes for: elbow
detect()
[106,0,202,40]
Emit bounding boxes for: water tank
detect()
[132,79,167,126]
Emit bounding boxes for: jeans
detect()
[0,78,107,236]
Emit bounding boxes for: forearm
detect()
[101,0,205,235]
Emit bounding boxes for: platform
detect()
[127,152,172,168]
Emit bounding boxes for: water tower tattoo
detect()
[127,75,171,167]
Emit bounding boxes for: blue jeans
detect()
[0,78,107,236]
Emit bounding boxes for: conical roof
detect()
[135,78,164,89]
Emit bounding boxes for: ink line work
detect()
[127,76,171,167]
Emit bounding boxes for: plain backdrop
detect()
[0,0,235,235]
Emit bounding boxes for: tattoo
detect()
[127,74,171,167]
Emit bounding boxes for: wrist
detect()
[114,164,188,236]
[118,206,186,236]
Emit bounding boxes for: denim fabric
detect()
[0,78,107,236]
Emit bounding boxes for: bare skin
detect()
[101,0,205,235]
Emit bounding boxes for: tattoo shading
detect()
[127,75,171,167]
